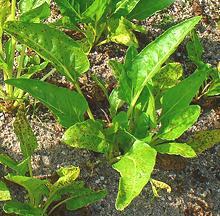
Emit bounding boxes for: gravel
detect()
[1,0,220,215]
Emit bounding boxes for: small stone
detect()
[95,179,100,184]
[167,196,172,201]
[100,176,105,181]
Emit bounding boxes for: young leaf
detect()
[109,89,123,117]
[127,16,201,115]
[128,0,175,20]
[160,66,209,122]
[108,17,139,47]
[3,200,43,216]
[4,21,89,80]
[186,30,203,65]
[112,140,157,210]
[0,181,11,201]
[6,79,88,128]
[153,62,183,89]
[159,105,201,140]
[187,129,220,154]
[205,80,220,96]
[13,108,38,159]
[5,175,49,206]
[154,143,197,158]
[63,120,108,153]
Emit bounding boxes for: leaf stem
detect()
[16,45,26,78]
[41,68,56,81]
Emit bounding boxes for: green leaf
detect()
[20,2,51,23]
[154,143,197,158]
[83,0,110,22]
[128,0,175,20]
[54,0,84,21]
[187,129,220,154]
[113,0,141,17]
[0,153,28,175]
[65,186,107,211]
[113,140,157,210]
[13,108,38,158]
[6,79,88,128]
[0,0,10,27]
[3,200,43,216]
[205,80,220,96]
[109,59,124,80]
[0,181,11,201]
[19,0,50,14]
[5,175,49,206]
[159,105,201,140]
[127,17,201,113]
[186,30,203,65]
[153,62,183,89]
[4,21,89,80]
[63,120,108,153]
[112,111,128,130]
[160,66,209,122]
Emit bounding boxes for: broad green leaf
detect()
[0,181,11,201]
[187,129,220,154]
[19,0,50,14]
[186,30,203,65]
[154,143,197,158]
[63,120,108,153]
[124,46,138,70]
[66,188,107,211]
[113,140,157,210]
[205,80,220,96]
[13,108,38,158]
[83,0,110,22]
[127,17,201,111]
[108,17,138,47]
[54,0,84,21]
[128,0,175,20]
[6,79,88,128]
[113,0,140,17]
[4,21,89,80]
[20,2,51,23]
[112,111,128,130]
[160,66,209,122]
[3,201,43,216]
[153,62,183,89]
[159,105,201,140]
[0,55,8,71]
[5,175,49,206]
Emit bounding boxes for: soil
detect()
[0,0,220,216]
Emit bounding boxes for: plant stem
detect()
[7,0,17,96]
[74,81,95,120]
[28,158,33,177]
[16,45,26,78]
[40,68,56,81]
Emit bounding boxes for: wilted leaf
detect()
[187,129,220,154]
[0,181,11,201]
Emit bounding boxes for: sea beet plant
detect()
[5,15,220,211]
[0,108,107,215]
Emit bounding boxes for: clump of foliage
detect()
[0,0,53,112]
[53,0,175,52]
[186,30,220,98]
[0,107,106,215]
